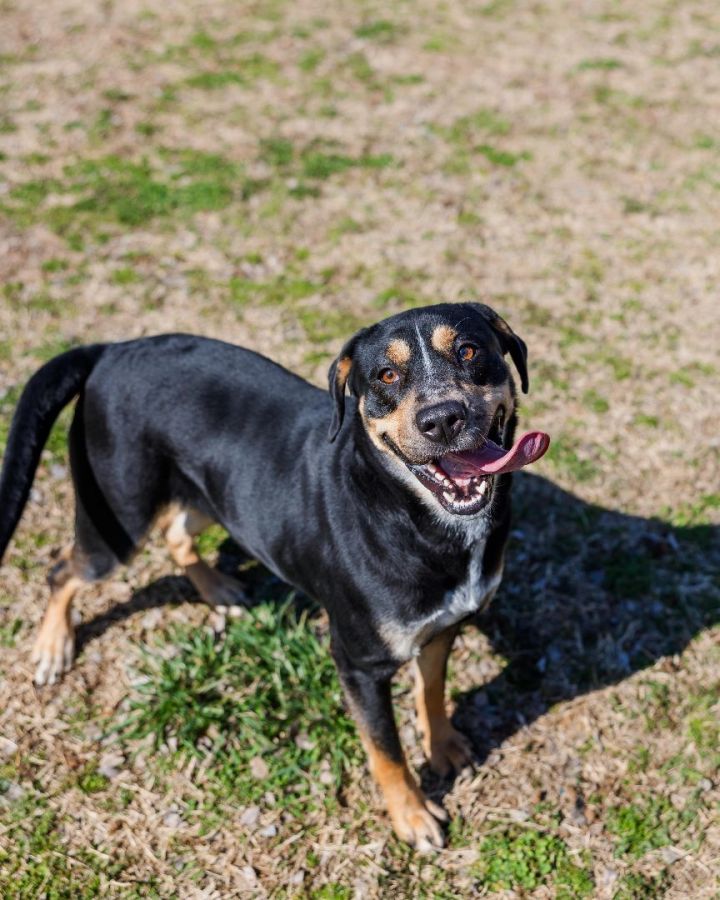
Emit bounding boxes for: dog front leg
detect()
[415,627,473,776]
[335,658,447,850]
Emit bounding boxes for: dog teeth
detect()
[425,462,446,483]
[438,476,491,508]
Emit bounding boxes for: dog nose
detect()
[416,400,467,444]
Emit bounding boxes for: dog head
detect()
[328,302,548,518]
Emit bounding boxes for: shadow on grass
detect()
[75,471,719,791]
[429,471,720,794]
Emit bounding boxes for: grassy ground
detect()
[1,0,719,896]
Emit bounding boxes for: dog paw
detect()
[424,724,473,777]
[204,572,248,615]
[31,626,75,686]
[388,787,447,852]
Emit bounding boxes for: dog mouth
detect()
[406,410,551,516]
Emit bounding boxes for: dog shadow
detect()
[76,472,719,795]
[421,471,719,793]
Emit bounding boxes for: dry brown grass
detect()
[1,0,719,896]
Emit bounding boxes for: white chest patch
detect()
[378,530,504,661]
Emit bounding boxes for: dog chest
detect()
[378,533,502,662]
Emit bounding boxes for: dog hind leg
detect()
[160,506,248,613]
[32,542,106,685]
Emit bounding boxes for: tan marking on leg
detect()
[415,630,472,776]
[32,547,84,686]
[162,508,245,612]
[164,508,201,567]
[360,730,447,851]
[386,338,411,367]
[430,324,457,357]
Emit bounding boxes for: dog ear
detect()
[327,329,368,441]
[470,303,529,394]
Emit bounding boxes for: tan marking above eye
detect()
[430,325,458,356]
[386,339,411,366]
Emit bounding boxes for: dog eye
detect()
[458,343,477,362]
[378,368,399,385]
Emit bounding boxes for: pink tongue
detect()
[441,431,551,478]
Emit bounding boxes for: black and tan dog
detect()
[0,302,549,850]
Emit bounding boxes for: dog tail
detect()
[0,344,105,564]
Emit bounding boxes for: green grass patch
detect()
[41,257,70,274]
[195,524,229,557]
[633,412,659,428]
[354,20,401,43]
[578,58,624,70]
[687,714,720,756]
[260,136,295,168]
[76,764,111,794]
[229,274,319,307]
[628,745,652,774]
[103,87,134,102]
[600,353,633,381]
[116,603,362,815]
[623,196,655,215]
[0,116,18,133]
[298,47,325,72]
[0,617,23,647]
[437,109,511,146]
[373,286,428,310]
[473,825,594,895]
[185,53,279,89]
[423,33,457,52]
[344,51,382,90]
[4,150,247,241]
[479,0,515,16]
[545,434,598,482]
[665,493,720,528]
[135,121,160,137]
[110,266,139,285]
[613,870,671,899]
[0,787,144,898]
[606,794,699,858]
[259,136,394,182]
[582,388,609,413]
[296,307,366,344]
[186,70,245,89]
[301,150,394,180]
[435,111,530,172]
[684,687,720,758]
[477,143,531,167]
[606,798,671,857]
